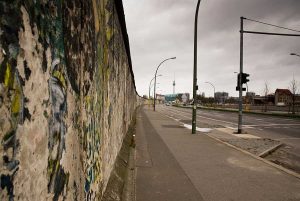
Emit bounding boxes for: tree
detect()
[289,76,298,115]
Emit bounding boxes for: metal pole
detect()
[149,78,154,101]
[154,57,176,111]
[149,75,162,100]
[192,0,201,134]
[242,31,300,37]
[238,17,244,134]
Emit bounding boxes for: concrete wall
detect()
[0,0,139,200]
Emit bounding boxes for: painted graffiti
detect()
[0,0,138,200]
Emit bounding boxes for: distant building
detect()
[253,95,264,105]
[214,92,229,104]
[165,93,190,103]
[296,95,300,106]
[246,92,255,97]
[275,89,292,106]
[165,94,177,102]
[246,92,255,104]
[253,94,274,105]
[177,93,190,103]
[156,94,165,102]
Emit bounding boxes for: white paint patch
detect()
[183,124,212,133]
[164,114,212,133]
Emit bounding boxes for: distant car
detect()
[165,103,170,106]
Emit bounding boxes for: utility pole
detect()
[192,0,202,134]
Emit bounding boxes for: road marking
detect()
[161,107,300,129]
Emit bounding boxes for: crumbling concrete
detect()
[0,0,139,200]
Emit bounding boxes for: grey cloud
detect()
[124,0,300,97]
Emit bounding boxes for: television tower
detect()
[173,73,176,94]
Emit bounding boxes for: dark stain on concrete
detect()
[23,61,31,81]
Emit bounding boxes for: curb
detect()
[258,143,283,158]
[203,132,300,180]
[174,105,300,119]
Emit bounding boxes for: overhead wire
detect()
[243,17,300,33]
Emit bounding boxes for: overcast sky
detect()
[123,0,300,98]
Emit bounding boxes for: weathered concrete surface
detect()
[0,0,139,200]
[102,110,136,201]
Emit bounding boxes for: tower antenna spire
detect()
[173,72,176,94]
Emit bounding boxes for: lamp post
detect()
[149,75,162,100]
[154,57,176,111]
[192,0,202,134]
[204,81,215,104]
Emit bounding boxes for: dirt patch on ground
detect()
[221,138,300,174]
[222,138,281,156]
[264,145,300,174]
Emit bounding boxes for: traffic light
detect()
[236,73,241,88]
[241,73,250,84]
[236,86,246,91]
[236,72,248,91]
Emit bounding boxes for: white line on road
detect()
[160,106,300,128]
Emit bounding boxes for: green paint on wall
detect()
[53,70,66,88]
[4,63,12,88]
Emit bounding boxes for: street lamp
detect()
[192,0,202,134]
[149,75,162,99]
[204,81,215,104]
[290,53,300,57]
[154,57,176,111]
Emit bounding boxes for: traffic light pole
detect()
[236,16,300,134]
[238,17,244,134]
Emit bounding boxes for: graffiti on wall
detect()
[0,0,138,200]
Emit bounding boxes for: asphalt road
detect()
[158,105,300,153]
